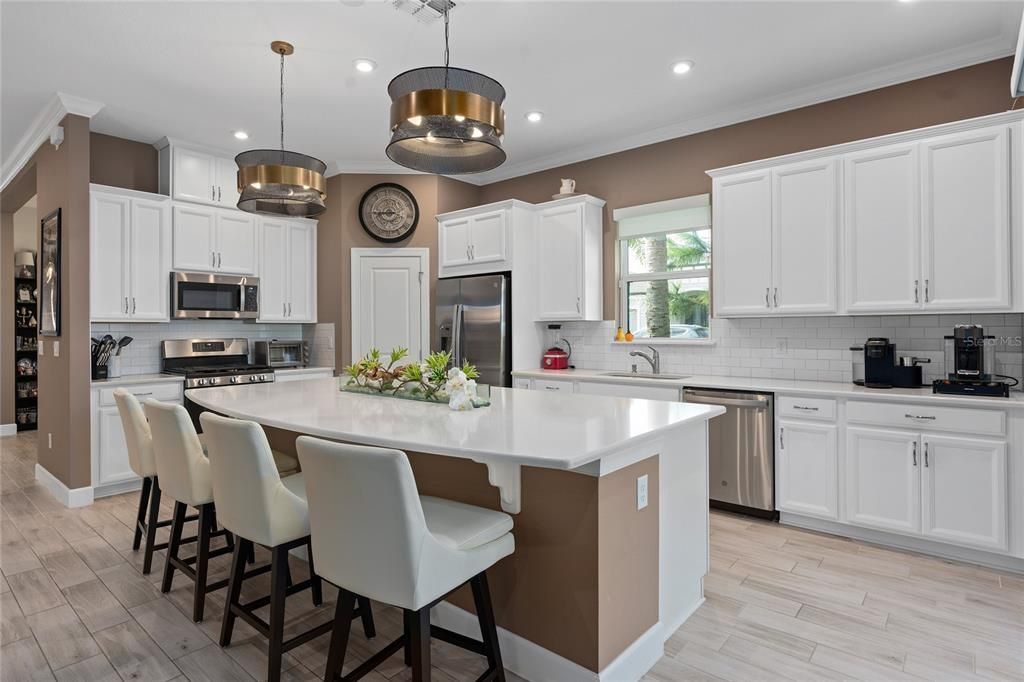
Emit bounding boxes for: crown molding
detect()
[1,92,104,192]
[469,34,1015,186]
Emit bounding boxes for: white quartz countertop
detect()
[90,373,184,388]
[187,377,724,470]
[273,366,334,375]
[512,368,1024,409]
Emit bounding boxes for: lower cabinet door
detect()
[845,426,920,535]
[97,405,135,486]
[921,434,1008,551]
[776,419,838,519]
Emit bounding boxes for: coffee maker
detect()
[933,325,1010,397]
[856,338,924,389]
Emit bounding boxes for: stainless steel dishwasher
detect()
[682,387,776,518]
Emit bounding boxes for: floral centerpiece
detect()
[341,347,489,409]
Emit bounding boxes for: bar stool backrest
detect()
[113,389,156,479]
[144,401,210,507]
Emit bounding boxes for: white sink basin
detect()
[600,372,689,381]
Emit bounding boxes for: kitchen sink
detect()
[600,372,689,380]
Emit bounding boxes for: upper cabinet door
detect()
[843,144,921,312]
[771,159,839,314]
[921,126,1010,311]
[90,193,131,321]
[845,426,921,536]
[215,211,257,275]
[216,157,241,208]
[258,220,289,322]
[286,222,316,322]
[712,170,773,316]
[536,203,584,320]
[172,205,216,271]
[439,217,472,270]
[920,434,1008,551]
[129,199,170,320]
[467,210,508,265]
[173,148,218,205]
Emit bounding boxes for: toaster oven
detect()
[254,340,308,368]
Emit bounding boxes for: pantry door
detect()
[351,248,429,365]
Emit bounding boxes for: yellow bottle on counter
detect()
[614,326,626,342]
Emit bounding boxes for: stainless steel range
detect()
[162,338,274,429]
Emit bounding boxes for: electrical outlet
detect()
[636,474,649,510]
[53,340,59,357]
[775,338,788,353]
[48,433,52,449]
[38,339,43,356]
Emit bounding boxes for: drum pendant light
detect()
[236,41,327,218]
[386,6,506,175]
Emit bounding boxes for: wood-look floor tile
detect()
[643,653,727,682]
[674,641,786,681]
[21,526,72,558]
[1,589,33,645]
[52,653,120,682]
[94,561,161,609]
[129,597,213,659]
[39,549,95,590]
[173,643,252,681]
[8,567,67,615]
[44,512,97,545]
[62,579,131,633]
[718,635,846,681]
[222,637,302,681]
[93,620,181,682]
[810,644,921,680]
[0,634,56,681]
[26,604,101,670]
[0,520,43,575]
[70,535,123,573]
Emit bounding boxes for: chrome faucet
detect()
[629,346,660,374]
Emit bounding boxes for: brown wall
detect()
[89,132,158,193]
[317,174,481,368]
[479,57,1017,320]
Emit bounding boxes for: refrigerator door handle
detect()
[451,303,464,366]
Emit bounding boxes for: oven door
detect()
[172,272,259,319]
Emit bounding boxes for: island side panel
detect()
[597,456,660,671]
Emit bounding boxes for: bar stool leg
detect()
[142,477,162,575]
[268,545,289,682]
[402,610,412,666]
[305,538,323,607]
[324,590,356,682]
[357,596,376,639]
[409,606,431,682]
[220,538,248,647]
[161,501,187,593]
[471,572,506,681]
[133,476,152,551]
[193,503,213,622]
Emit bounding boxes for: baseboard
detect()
[660,595,705,642]
[0,423,17,436]
[35,464,94,508]
[93,477,143,500]
[432,601,671,682]
[780,513,1024,574]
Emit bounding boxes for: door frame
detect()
[350,248,430,365]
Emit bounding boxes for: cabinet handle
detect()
[924,442,929,468]
[576,296,581,313]
[288,302,292,317]
[212,185,216,201]
[212,251,216,268]
[924,279,930,303]
[544,386,559,390]
[912,441,918,466]
[780,427,784,449]
[124,297,129,314]
[466,245,470,261]
[904,413,936,421]
[283,302,287,316]
[217,252,222,268]
[793,405,819,412]
[217,186,221,202]
[470,245,475,260]
[132,392,153,398]
[914,280,919,303]
[765,287,770,308]
[131,297,136,314]
[774,287,779,307]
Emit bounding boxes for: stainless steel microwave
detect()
[171,272,260,319]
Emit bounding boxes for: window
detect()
[615,195,711,341]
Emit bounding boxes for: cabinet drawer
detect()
[533,379,574,393]
[778,395,836,420]
[846,400,1005,436]
[98,383,183,407]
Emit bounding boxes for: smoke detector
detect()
[392,0,455,24]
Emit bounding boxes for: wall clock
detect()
[358,183,420,243]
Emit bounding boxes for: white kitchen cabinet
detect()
[439,216,472,270]
[90,188,171,322]
[464,209,506,265]
[157,140,241,209]
[216,156,241,208]
[532,378,574,393]
[96,405,134,486]
[845,426,921,535]
[711,170,773,316]
[274,368,334,383]
[771,159,838,314]
[536,195,604,321]
[574,380,680,401]
[921,434,1008,551]
[259,218,317,323]
[438,206,514,277]
[172,205,256,275]
[844,143,921,312]
[921,125,1010,311]
[777,419,838,520]
[512,378,532,390]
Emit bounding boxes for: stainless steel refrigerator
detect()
[436,274,511,388]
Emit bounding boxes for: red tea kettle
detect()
[542,339,572,370]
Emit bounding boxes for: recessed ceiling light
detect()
[525,111,543,123]
[354,58,377,73]
[672,60,694,75]
[233,130,249,140]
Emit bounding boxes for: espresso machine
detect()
[932,325,1011,397]
[853,338,926,389]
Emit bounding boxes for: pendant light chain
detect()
[279,50,286,151]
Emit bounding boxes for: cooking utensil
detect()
[115,336,133,356]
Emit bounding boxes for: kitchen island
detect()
[188,378,724,682]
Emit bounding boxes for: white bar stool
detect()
[144,401,236,622]
[113,388,198,575]
[297,437,514,682]
[200,413,376,682]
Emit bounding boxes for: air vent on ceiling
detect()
[392,0,455,24]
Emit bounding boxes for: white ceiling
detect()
[2,1,1023,186]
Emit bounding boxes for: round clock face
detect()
[358,183,419,243]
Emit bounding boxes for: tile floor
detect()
[2,432,1022,681]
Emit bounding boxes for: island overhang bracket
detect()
[479,460,521,514]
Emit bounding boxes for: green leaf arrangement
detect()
[343,347,479,400]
